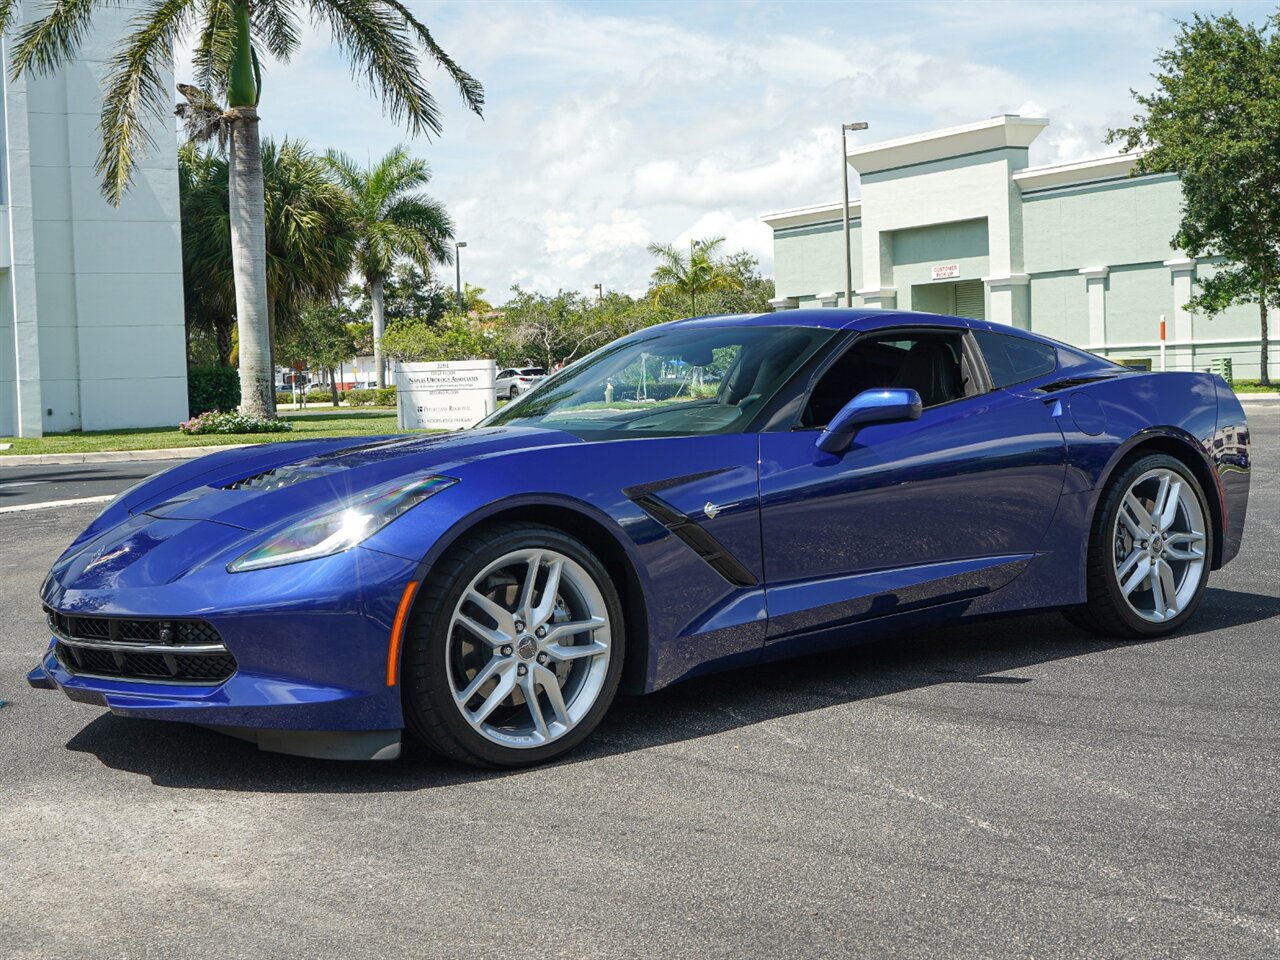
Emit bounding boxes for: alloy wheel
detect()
[445,548,611,749]
[1111,467,1207,623]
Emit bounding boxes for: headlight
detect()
[227,475,456,573]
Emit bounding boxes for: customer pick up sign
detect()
[396,360,497,431]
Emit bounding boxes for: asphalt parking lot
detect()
[2,405,1278,959]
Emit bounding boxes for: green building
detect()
[762,115,1272,379]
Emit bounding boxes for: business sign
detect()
[395,360,497,431]
[930,263,961,280]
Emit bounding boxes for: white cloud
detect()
[171,0,1242,301]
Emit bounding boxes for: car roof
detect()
[662,308,1062,344]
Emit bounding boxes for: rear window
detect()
[974,330,1056,388]
[520,368,546,376]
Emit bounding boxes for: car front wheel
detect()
[402,523,625,767]
[1067,453,1213,638]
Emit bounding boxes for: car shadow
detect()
[64,586,1280,793]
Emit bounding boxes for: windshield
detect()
[481,325,833,437]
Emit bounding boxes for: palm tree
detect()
[180,138,357,373]
[326,146,456,388]
[4,1,483,417]
[647,236,744,317]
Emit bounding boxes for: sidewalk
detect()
[0,444,248,467]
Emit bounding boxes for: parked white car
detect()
[495,366,546,400]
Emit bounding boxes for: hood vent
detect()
[223,464,345,492]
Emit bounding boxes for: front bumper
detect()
[30,534,424,759]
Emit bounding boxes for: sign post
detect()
[1159,314,1167,372]
[395,360,497,431]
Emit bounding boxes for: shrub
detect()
[347,386,397,406]
[276,392,294,405]
[305,388,337,403]
[179,410,293,435]
[187,365,240,417]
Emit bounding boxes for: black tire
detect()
[508,386,519,400]
[401,522,626,768]
[1065,452,1213,639]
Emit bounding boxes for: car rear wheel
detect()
[508,386,519,399]
[401,523,624,767]
[1066,453,1213,638]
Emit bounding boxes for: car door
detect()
[757,326,1067,641]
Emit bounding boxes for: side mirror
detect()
[816,388,922,454]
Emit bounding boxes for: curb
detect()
[1237,393,1280,403]
[0,444,248,467]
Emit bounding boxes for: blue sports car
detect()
[28,310,1250,767]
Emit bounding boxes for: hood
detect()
[133,426,582,533]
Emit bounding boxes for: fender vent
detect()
[630,493,758,587]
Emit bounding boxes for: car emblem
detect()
[703,502,721,520]
[517,636,538,660]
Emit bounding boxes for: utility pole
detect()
[841,122,868,307]
[690,237,696,316]
[455,240,467,313]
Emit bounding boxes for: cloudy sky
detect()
[178,0,1274,301]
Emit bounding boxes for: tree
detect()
[345,262,454,327]
[180,144,236,366]
[4,0,484,416]
[1109,11,1280,385]
[381,314,515,365]
[326,146,458,389]
[502,289,620,371]
[696,250,776,315]
[278,300,358,406]
[461,283,494,314]
[179,138,357,376]
[646,236,745,317]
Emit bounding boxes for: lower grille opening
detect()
[47,609,237,685]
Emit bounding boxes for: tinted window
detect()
[974,331,1056,388]
[802,332,978,426]
[482,325,833,437]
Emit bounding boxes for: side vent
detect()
[630,493,758,587]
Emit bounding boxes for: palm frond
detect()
[9,0,102,78]
[251,0,302,62]
[312,0,441,136]
[98,0,201,204]
[175,82,229,150]
[192,0,235,95]
[378,0,484,117]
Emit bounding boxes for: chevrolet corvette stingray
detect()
[28,309,1250,767]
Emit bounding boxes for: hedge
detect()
[187,365,240,417]
[346,386,397,406]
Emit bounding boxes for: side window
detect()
[974,331,1056,388]
[802,331,976,427]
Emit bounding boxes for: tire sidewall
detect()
[407,526,626,767]
[1097,453,1214,636]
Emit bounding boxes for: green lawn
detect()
[0,411,415,455]
[1233,380,1280,394]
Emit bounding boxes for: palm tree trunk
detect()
[228,105,275,418]
[371,276,387,389]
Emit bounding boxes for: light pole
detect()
[454,240,467,313]
[592,283,603,302]
[841,122,868,307]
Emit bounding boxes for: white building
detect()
[1,7,187,438]
[763,115,1276,379]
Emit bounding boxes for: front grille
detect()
[46,608,237,684]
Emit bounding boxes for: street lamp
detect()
[592,283,603,302]
[841,121,868,307]
[455,240,467,312]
